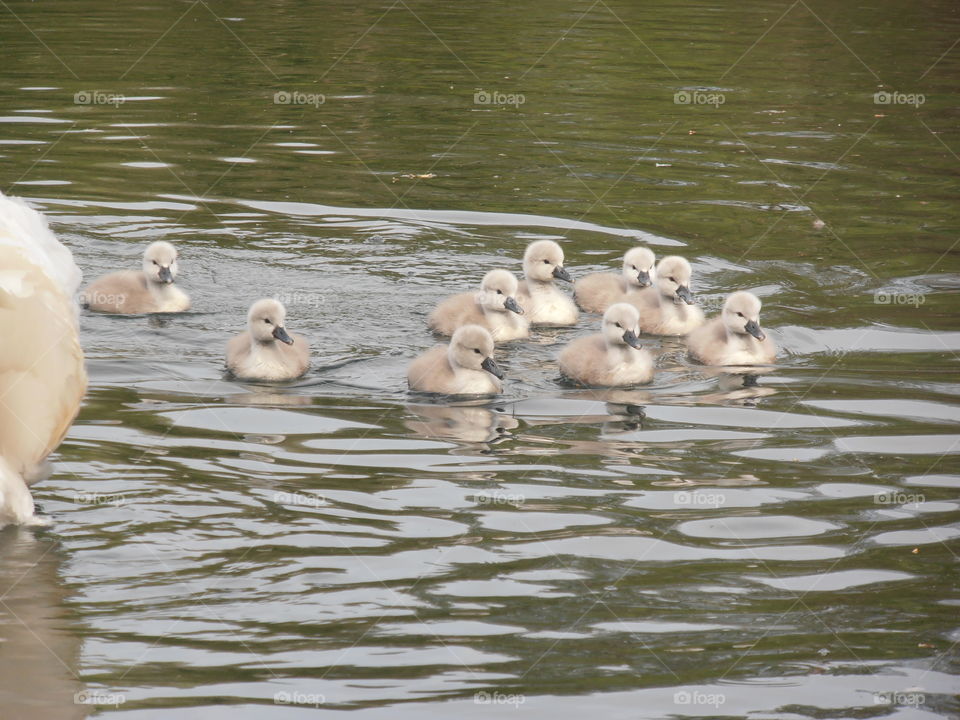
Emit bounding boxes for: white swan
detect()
[0,192,87,527]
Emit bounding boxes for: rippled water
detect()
[2,0,959,717]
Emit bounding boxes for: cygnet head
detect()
[622,246,656,288]
[248,298,294,345]
[448,325,504,379]
[478,269,523,314]
[142,241,180,285]
[654,256,694,305]
[722,291,765,341]
[523,240,571,283]
[602,303,643,349]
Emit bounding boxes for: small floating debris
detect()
[392,172,436,182]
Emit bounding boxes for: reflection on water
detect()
[2,0,959,717]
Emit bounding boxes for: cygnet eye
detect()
[542,259,550,264]
[615,322,622,329]
[496,289,503,295]
[264,318,271,324]
[630,265,636,270]
[473,348,482,354]
[152,260,159,265]
[669,276,677,283]
[736,312,744,318]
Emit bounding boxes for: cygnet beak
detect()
[675,284,694,305]
[636,269,651,287]
[272,325,294,345]
[158,265,174,284]
[744,319,766,341]
[504,296,524,314]
[622,328,643,349]
[481,356,505,380]
[552,265,572,282]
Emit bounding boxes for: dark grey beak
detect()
[481,356,505,379]
[622,329,643,349]
[744,320,765,341]
[504,296,524,315]
[552,265,572,282]
[272,325,294,345]
[158,265,173,284]
[636,270,651,287]
[675,284,694,305]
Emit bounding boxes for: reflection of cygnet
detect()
[687,291,776,366]
[404,404,518,443]
[428,269,528,342]
[82,240,190,313]
[0,192,87,527]
[408,325,504,395]
[629,255,704,335]
[516,240,578,326]
[558,303,654,387]
[226,299,310,381]
[575,246,656,313]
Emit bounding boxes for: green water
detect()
[1,0,958,717]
